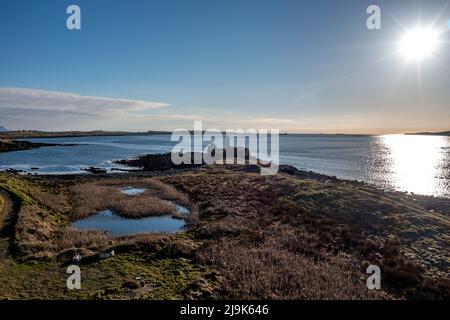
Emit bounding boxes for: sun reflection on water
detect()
[371,135,449,197]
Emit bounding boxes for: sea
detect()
[0,134,449,198]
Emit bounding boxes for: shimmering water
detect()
[0,134,449,197]
[279,134,450,198]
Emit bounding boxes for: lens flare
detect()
[398,26,440,61]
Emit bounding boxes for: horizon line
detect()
[1,128,449,137]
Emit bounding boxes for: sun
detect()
[397,26,440,61]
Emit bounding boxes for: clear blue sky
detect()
[0,0,449,133]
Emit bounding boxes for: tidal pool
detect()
[72,210,185,235]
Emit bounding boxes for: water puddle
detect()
[72,210,185,235]
[169,202,190,216]
[120,186,146,196]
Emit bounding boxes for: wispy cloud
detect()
[0,87,169,117]
[139,114,207,121]
[247,118,296,125]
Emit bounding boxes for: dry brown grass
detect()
[162,166,450,299]
[57,228,113,251]
[197,237,387,299]
[192,217,388,299]
[28,189,70,214]
[110,196,176,218]
[99,178,190,205]
[14,205,59,259]
[185,206,200,229]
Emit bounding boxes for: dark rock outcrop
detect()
[0,139,76,153]
[115,147,256,172]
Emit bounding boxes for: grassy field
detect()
[0,165,449,299]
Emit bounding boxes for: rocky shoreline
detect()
[3,145,450,218]
[114,147,260,171]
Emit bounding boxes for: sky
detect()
[0,0,449,134]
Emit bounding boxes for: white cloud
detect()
[0,87,169,117]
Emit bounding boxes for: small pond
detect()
[72,210,185,235]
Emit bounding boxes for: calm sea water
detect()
[0,134,449,198]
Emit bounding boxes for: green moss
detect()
[0,251,215,300]
[0,181,35,205]
[77,253,210,299]
[0,195,4,212]
[0,173,68,226]
[0,261,66,299]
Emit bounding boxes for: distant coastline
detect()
[0,130,376,140]
[405,131,450,137]
[0,138,76,153]
[0,130,172,139]
[2,129,450,141]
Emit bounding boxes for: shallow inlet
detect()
[72,210,185,235]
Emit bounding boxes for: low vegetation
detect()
[161,166,450,299]
[0,164,449,299]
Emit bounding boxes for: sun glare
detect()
[398,26,440,61]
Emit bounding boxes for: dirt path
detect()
[0,190,14,262]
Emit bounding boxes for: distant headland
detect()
[405,131,450,137]
[0,130,172,139]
